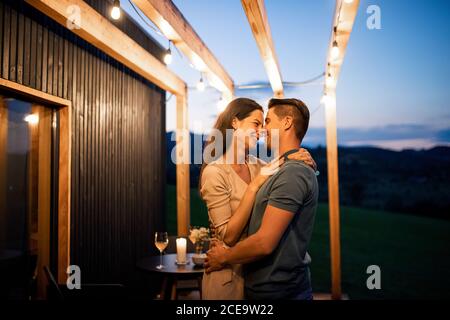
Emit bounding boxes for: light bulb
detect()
[344,0,354,4]
[164,49,172,65]
[24,114,39,125]
[111,0,121,20]
[196,77,205,91]
[321,94,333,106]
[217,98,226,112]
[331,41,340,60]
[326,74,335,87]
[321,94,335,108]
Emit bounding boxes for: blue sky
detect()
[122,0,450,150]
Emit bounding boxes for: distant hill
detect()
[165,132,450,220]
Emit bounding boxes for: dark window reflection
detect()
[0,95,51,299]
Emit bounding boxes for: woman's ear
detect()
[231,117,239,130]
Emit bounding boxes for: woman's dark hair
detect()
[198,98,263,194]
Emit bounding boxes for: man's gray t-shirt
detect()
[244,150,319,299]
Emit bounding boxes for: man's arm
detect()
[205,205,295,272]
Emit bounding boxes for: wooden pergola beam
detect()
[26,0,186,95]
[241,0,283,97]
[133,0,234,100]
[325,0,360,93]
[323,0,360,300]
[25,1,191,237]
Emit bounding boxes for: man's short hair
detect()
[268,98,310,142]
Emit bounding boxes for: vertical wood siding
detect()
[0,0,167,285]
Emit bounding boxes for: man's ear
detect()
[283,116,293,131]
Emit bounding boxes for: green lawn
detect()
[166,184,450,299]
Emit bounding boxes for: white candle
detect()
[176,238,187,264]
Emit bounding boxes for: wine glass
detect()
[154,232,168,269]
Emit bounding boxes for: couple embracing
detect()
[199,97,319,300]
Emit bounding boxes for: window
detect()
[0,94,54,299]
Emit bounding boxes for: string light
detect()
[321,1,349,110]
[321,93,332,106]
[164,41,173,65]
[217,96,227,112]
[331,41,340,60]
[326,73,335,87]
[111,0,121,20]
[331,26,340,60]
[196,74,206,91]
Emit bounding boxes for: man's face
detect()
[264,108,282,151]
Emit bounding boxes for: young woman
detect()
[199,98,316,300]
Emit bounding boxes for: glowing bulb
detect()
[331,41,340,60]
[344,0,354,3]
[191,54,207,71]
[321,94,335,108]
[111,0,121,20]
[217,98,226,112]
[321,94,332,106]
[326,74,335,88]
[164,48,172,65]
[24,114,39,125]
[196,77,206,91]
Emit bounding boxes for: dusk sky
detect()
[122,0,450,150]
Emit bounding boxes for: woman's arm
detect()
[201,160,282,247]
[222,178,262,247]
[222,158,283,246]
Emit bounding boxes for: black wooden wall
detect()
[0,0,167,286]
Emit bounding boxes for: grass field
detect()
[166,184,450,299]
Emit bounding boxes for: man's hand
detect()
[205,240,228,273]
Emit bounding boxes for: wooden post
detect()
[0,97,7,253]
[58,105,71,283]
[36,106,52,299]
[322,0,359,299]
[176,90,190,236]
[324,92,341,299]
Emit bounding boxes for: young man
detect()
[205,98,319,300]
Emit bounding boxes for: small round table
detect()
[137,253,204,300]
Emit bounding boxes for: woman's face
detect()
[233,109,264,151]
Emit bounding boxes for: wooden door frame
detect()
[0,78,71,284]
